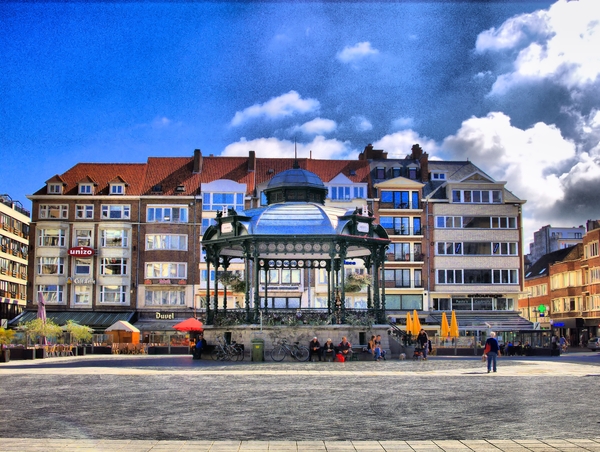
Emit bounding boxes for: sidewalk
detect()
[2,438,600,451]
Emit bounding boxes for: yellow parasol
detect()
[440,312,450,338]
[406,311,413,336]
[412,309,422,336]
[450,310,459,338]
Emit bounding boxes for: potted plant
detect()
[343,273,372,293]
[0,327,15,362]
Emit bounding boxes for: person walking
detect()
[484,332,501,373]
[417,329,429,360]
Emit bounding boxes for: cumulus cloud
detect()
[230,91,320,127]
[222,136,357,160]
[373,129,439,159]
[350,115,373,132]
[291,117,337,136]
[336,41,379,63]
[442,112,579,242]
[476,0,600,95]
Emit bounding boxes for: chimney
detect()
[248,150,256,172]
[193,149,203,174]
[420,151,429,183]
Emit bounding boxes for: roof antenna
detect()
[293,138,299,169]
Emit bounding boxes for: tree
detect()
[23,318,62,343]
[65,321,93,344]
[0,327,15,349]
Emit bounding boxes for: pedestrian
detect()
[417,329,429,360]
[367,335,376,357]
[338,336,352,361]
[309,336,321,362]
[484,331,500,373]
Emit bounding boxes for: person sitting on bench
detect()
[309,336,321,362]
[322,338,336,361]
[338,336,352,360]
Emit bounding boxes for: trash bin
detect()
[0,349,9,363]
[251,338,264,362]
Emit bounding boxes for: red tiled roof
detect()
[32,153,372,198]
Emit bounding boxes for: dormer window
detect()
[47,184,62,194]
[79,184,93,195]
[431,172,446,180]
[110,184,125,195]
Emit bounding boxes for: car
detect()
[587,337,600,351]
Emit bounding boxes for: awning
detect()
[8,310,135,331]
[427,311,534,331]
[0,297,26,306]
[133,320,182,332]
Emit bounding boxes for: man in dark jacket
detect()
[338,336,352,360]
[417,329,429,360]
[309,336,321,362]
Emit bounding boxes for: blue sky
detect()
[2,0,600,248]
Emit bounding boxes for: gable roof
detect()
[525,245,580,280]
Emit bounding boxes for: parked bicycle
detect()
[211,336,244,361]
[270,338,310,362]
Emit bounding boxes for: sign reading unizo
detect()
[68,246,95,256]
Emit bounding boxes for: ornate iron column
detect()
[244,241,251,324]
[212,254,220,321]
[253,247,260,322]
[364,254,373,314]
[205,249,212,324]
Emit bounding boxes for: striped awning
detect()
[0,297,26,306]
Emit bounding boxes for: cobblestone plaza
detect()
[1,353,600,451]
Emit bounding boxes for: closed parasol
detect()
[412,309,422,336]
[440,312,450,338]
[173,318,204,332]
[406,311,413,336]
[450,310,459,338]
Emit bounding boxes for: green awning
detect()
[9,310,135,331]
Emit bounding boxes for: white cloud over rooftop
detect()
[230,91,320,127]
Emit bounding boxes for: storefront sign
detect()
[70,277,95,284]
[357,222,369,233]
[68,246,94,256]
[145,279,187,285]
[221,223,233,234]
[155,312,175,320]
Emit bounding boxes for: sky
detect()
[2,0,600,251]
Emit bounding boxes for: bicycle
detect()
[211,336,245,361]
[270,338,310,362]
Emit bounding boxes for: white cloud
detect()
[291,117,337,136]
[222,136,357,160]
[336,41,379,63]
[373,129,439,159]
[351,115,373,132]
[476,0,600,95]
[442,112,577,243]
[230,91,320,127]
[391,117,415,130]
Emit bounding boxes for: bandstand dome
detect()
[266,167,326,191]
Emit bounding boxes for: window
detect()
[260,270,280,284]
[201,218,216,234]
[202,192,244,211]
[281,269,301,284]
[76,205,94,219]
[78,184,93,195]
[491,269,518,284]
[101,205,130,219]
[74,229,92,247]
[408,168,417,179]
[146,234,188,251]
[384,269,412,288]
[40,204,68,219]
[452,190,502,204]
[100,285,127,303]
[380,191,419,209]
[437,270,463,284]
[110,184,125,195]
[38,285,64,304]
[145,289,186,306]
[329,186,351,200]
[145,262,187,279]
[375,167,385,179]
[101,258,128,275]
[101,229,128,247]
[201,269,216,282]
[353,186,365,199]
[47,184,62,194]
[74,285,91,305]
[437,242,463,255]
[74,258,91,275]
[431,172,446,180]
[587,242,599,258]
[388,243,411,261]
[435,216,462,228]
[39,228,65,247]
[147,206,189,223]
[38,257,64,275]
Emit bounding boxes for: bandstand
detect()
[201,162,391,325]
